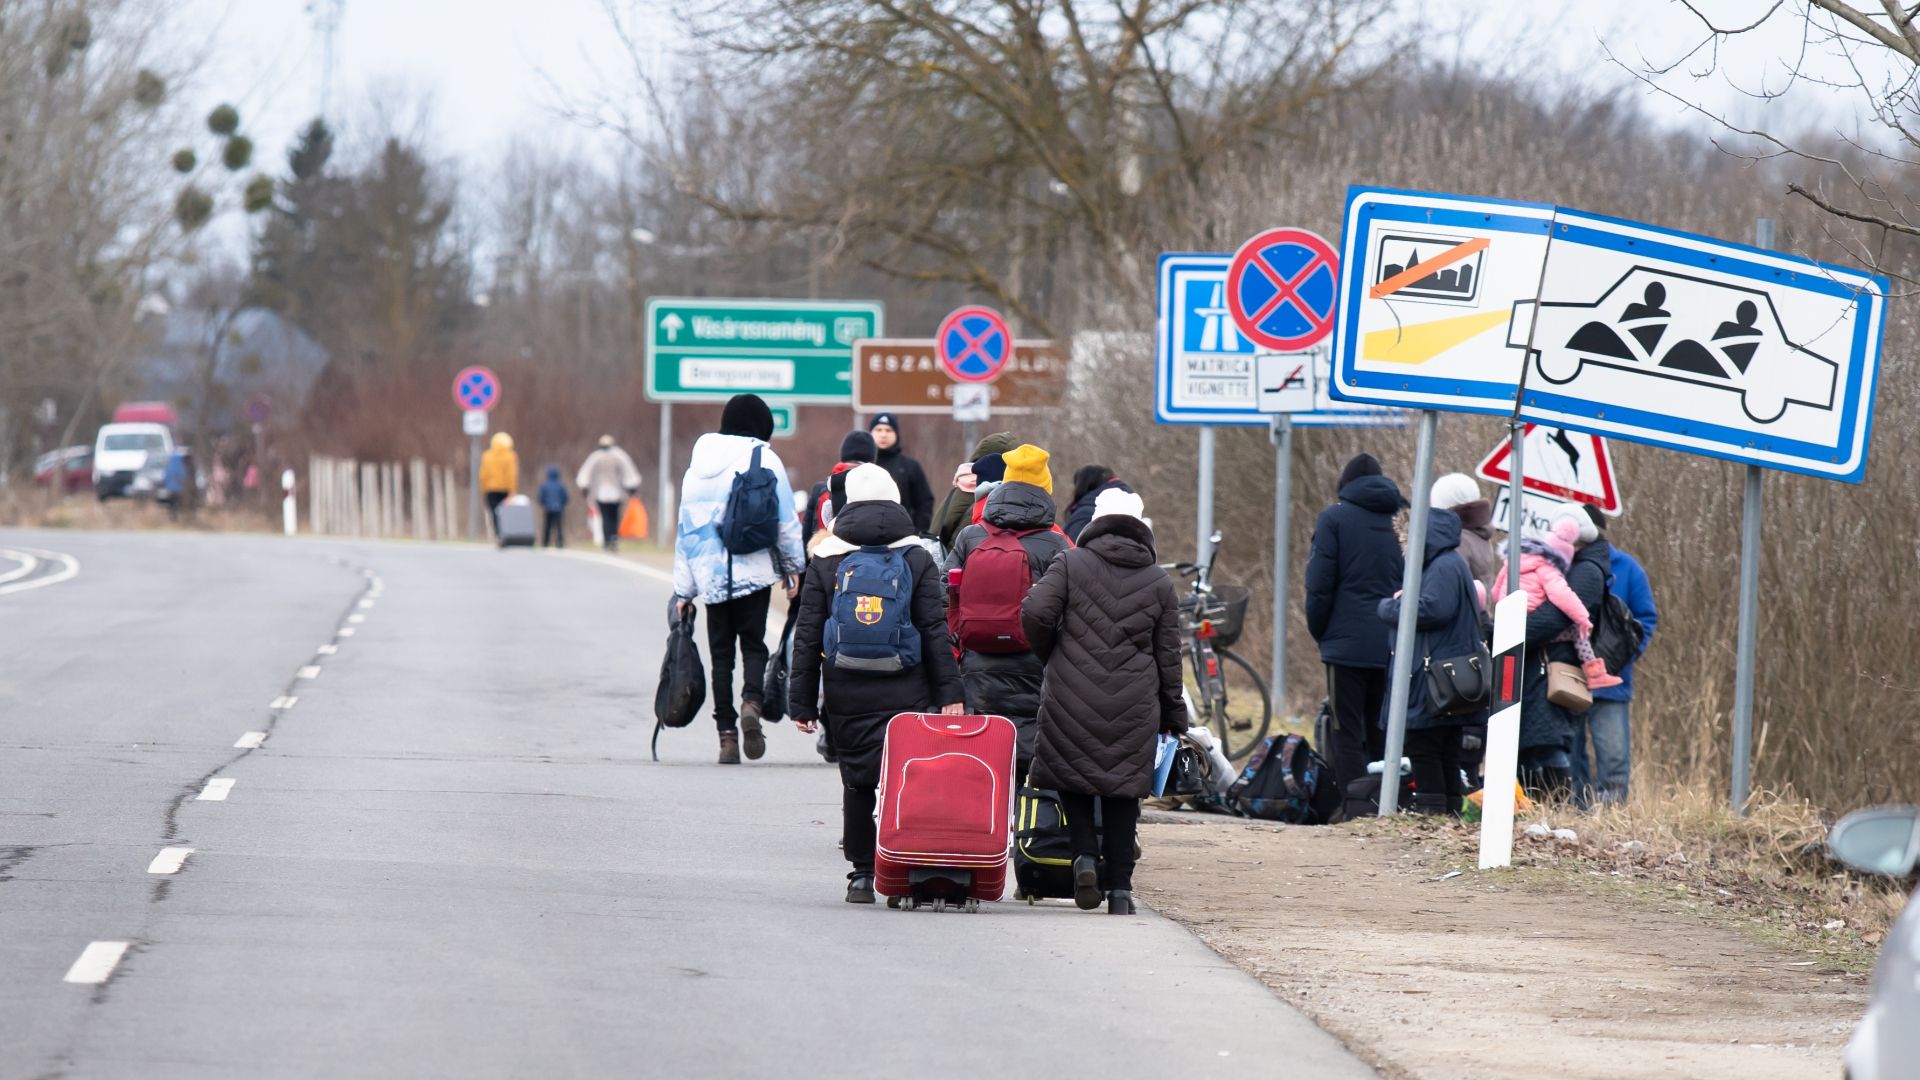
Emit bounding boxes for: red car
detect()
[33,446,93,494]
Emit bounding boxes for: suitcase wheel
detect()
[932,898,947,913]
[886,896,905,910]
[964,898,980,914]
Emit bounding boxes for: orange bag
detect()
[619,496,649,540]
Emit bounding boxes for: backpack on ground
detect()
[1591,574,1646,675]
[1226,734,1339,824]
[720,444,782,556]
[1340,770,1415,822]
[825,546,922,674]
[953,524,1042,653]
[652,602,707,761]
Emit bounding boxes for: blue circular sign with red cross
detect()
[935,305,1014,384]
[1226,227,1340,353]
[452,365,501,412]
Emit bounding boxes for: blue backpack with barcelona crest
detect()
[825,545,922,674]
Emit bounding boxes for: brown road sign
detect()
[852,338,1066,414]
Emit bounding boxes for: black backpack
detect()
[720,445,782,556]
[652,603,706,761]
[1591,574,1646,675]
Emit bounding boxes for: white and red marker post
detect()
[1478,587,1530,868]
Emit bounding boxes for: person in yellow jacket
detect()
[479,432,519,536]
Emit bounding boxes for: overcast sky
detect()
[171,0,1876,175]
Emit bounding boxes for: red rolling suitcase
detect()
[874,712,1018,911]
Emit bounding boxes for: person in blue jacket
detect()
[1574,505,1657,806]
[1304,453,1406,791]
[1376,506,1484,815]
[537,465,569,548]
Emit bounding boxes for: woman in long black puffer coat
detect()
[1020,488,1186,915]
[789,464,964,905]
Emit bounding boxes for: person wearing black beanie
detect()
[720,393,776,442]
[838,430,877,464]
[867,412,935,533]
[802,431,880,549]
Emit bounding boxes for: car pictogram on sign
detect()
[1508,266,1838,424]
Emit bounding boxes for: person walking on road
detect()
[479,432,519,537]
[672,395,806,765]
[537,465,569,548]
[932,431,1015,552]
[788,463,964,904]
[803,430,877,549]
[1573,505,1657,806]
[946,444,1070,779]
[1304,453,1406,792]
[1431,473,1499,590]
[869,412,935,534]
[1061,464,1133,545]
[1020,488,1185,915]
[576,435,641,552]
[1376,504,1486,815]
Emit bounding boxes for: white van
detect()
[92,422,174,499]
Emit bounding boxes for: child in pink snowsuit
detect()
[1490,516,1623,690]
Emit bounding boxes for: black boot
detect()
[1106,890,1135,915]
[1071,854,1102,911]
[845,872,875,904]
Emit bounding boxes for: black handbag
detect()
[1166,742,1210,797]
[1591,580,1646,675]
[653,602,707,760]
[1421,567,1492,718]
[761,606,797,724]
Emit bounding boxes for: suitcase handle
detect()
[915,714,992,738]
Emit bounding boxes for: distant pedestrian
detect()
[932,431,1015,552]
[479,432,519,537]
[1021,488,1186,915]
[946,444,1069,778]
[1376,505,1486,815]
[1061,464,1133,544]
[1431,473,1498,590]
[576,435,641,552]
[1573,505,1657,806]
[803,430,877,549]
[672,395,806,765]
[788,463,963,904]
[1511,510,1611,800]
[868,412,935,534]
[537,465,569,548]
[1304,453,1405,792]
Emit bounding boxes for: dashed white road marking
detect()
[296,666,322,680]
[63,941,130,984]
[357,599,375,609]
[317,645,338,656]
[270,696,297,710]
[348,614,366,624]
[0,547,80,596]
[197,778,235,801]
[146,847,194,874]
[336,628,355,637]
[233,731,266,749]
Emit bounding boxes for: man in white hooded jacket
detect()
[672,394,806,764]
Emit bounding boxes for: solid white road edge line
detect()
[0,549,39,585]
[270,696,297,710]
[297,666,321,680]
[0,547,79,596]
[197,778,235,801]
[63,941,130,984]
[543,547,678,586]
[234,731,266,749]
[147,847,194,874]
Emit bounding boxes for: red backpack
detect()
[953,524,1043,653]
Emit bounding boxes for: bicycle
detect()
[1163,530,1272,761]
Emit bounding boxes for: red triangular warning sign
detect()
[1474,424,1621,514]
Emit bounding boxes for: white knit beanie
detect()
[1430,472,1481,510]
[1091,487,1146,521]
[1553,508,1599,545]
[843,463,900,506]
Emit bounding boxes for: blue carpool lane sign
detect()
[1331,186,1887,482]
[1155,252,1401,427]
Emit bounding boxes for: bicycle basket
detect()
[1198,585,1251,649]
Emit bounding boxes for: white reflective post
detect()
[1479,588,1530,868]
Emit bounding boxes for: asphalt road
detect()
[0,529,1371,1079]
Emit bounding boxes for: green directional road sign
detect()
[645,298,884,403]
[769,405,796,439]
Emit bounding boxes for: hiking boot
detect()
[1072,854,1102,911]
[1106,890,1136,915]
[740,702,767,760]
[717,731,741,765]
[845,873,876,904]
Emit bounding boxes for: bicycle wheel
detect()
[1210,647,1272,760]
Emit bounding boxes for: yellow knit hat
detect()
[1002,444,1052,494]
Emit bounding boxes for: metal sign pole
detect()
[657,402,674,551]
[1732,217,1775,814]
[1195,425,1216,566]
[1269,414,1293,715]
[466,434,481,539]
[1379,409,1438,815]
